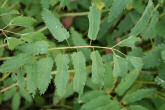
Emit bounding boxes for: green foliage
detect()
[10,16,37,27]
[55,54,70,97]
[17,41,49,55]
[118,36,141,48]
[113,55,128,77]
[42,9,70,42]
[88,5,101,40]
[122,89,154,104]
[37,57,53,94]
[6,37,24,50]
[115,70,139,96]
[0,54,32,73]
[91,51,105,85]
[0,0,165,109]
[12,92,20,110]
[72,52,87,95]
[130,0,154,36]
[108,0,132,22]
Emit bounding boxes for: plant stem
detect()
[49,45,113,51]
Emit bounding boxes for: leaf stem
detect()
[49,45,113,51]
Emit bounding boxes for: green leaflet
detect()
[16,70,25,88]
[129,105,149,110]
[20,88,32,102]
[71,28,91,60]
[104,62,114,91]
[17,41,49,55]
[91,51,105,85]
[72,52,87,95]
[161,50,165,61]
[37,57,53,94]
[80,95,111,110]
[0,8,19,16]
[12,93,20,110]
[21,32,47,43]
[95,100,121,110]
[113,55,128,77]
[88,5,101,40]
[103,0,113,8]
[3,87,17,101]
[10,16,37,27]
[60,0,70,7]
[6,37,24,50]
[143,44,165,69]
[127,56,143,71]
[155,76,165,89]
[130,0,154,36]
[41,0,51,9]
[108,0,132,22]
[55,54,70,97]
[24,63,37,96]
[42,9,70,42]
[115,70,139,96]
[79,90,106,103]
[141,11,159,40]
[122,88,154,104]
[0,53,32,73]
[118,36,141,48]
